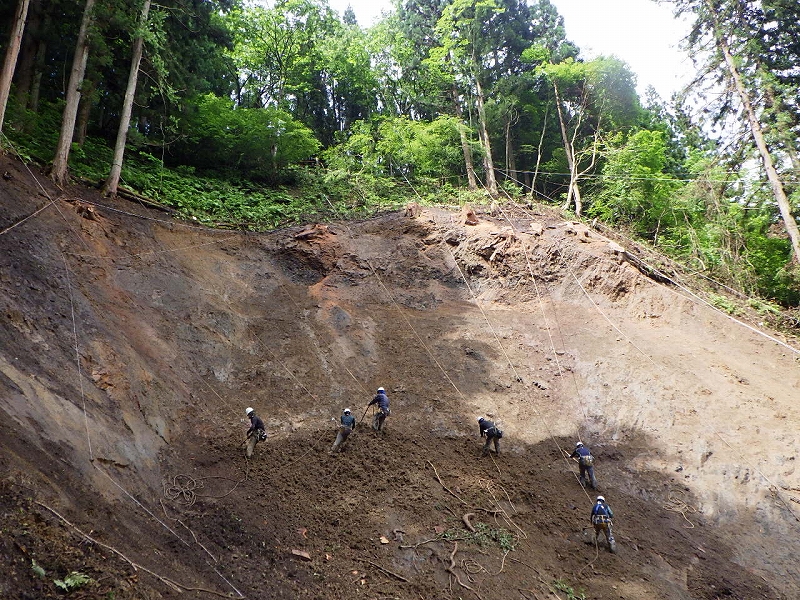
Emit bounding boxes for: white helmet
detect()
[343,408,351,415]
[575,441,583,448]
[377,387,385,393]
[245,407,254,416]
[596,496,605,503]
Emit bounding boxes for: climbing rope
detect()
[162,474,247,508]
[163,474,203,506]
[663,489,698,528]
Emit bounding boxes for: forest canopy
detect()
[0,0,798,306]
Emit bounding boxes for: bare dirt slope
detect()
[1,152,799,600]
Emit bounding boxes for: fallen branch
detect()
[442,504,461,520]
[444,541,484,600]
[400,536,466,549]
[475,508,502,515]
[428,460,467,505]
[400,537,439,549]
[509,557,544,578]
[496,549,509,574]
[462,513,476,532]
[357,558,409,583]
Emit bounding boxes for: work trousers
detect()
[372,409,389,431]
[579,464,597,489]
[332,426,353,452]
[482,435,500,456]
[594,521,615,549]
[245,431,264,458]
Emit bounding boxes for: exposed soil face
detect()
[1,151,799,599]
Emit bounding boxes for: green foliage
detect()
[742,232,799,306]
[323,116,466,180]
[521,43,551,65]
[177,94,320,180]
[31,560,46,579]
[54,571,93,592]
[441,522,517,552]
[1,100,63,163]
[588,129,681,238]
[553,579,586,600]
[120,155,321,226]
[708,293,739,315]
[748,298,781,316]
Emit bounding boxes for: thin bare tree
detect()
[103,0,151,197]
[474,75,497,196]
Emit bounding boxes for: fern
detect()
[54,571,92,592]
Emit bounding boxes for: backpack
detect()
[592,503,610,524]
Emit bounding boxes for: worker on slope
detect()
[331,408,356,452]
[367,387,390,432]
[244,407,267,458]
[590,495,616,553]
[569,441,598,489]
[478,417,502,456]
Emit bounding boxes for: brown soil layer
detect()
[1,152,798,599]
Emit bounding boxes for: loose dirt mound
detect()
[1,153,798,599]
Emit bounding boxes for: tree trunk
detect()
[103,0,151,197]
[707,2,800,262]
[474,76,497,196]
[504,115,517,184]
[74,78,96,146]
[452,85,477,190]
[12,0,41,111]
[530,104,548,198]
[0,0,31,138]
[51,0,95,186]
[27,36,46,113]
[552,80,582,215]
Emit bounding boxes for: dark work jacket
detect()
[368,392,390,412]
[479,420,498,437]
[570,446,592,460]
[341,414,356,429]
[247,414,265,436]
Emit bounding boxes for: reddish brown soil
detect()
[1,152,799,599]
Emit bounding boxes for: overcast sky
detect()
[323,0,694,100]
